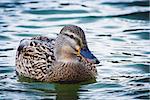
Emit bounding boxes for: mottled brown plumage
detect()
[16,25,99,83]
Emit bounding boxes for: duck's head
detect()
[54,25,99,64]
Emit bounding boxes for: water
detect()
[0,0,150,99]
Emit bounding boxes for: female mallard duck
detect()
[16,25,99,82]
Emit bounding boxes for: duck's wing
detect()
[16,36,55,81]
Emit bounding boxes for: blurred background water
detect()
[0,0,150,99]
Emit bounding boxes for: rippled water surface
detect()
[0,0,150,99]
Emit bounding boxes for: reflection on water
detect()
[0,0,150,99]
[17,76,95,100]
[55,84,80,100]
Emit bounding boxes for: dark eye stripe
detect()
[64,34,75,39]
[70,35,74,38]
[64,34,82,47]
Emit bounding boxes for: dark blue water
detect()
[0,0,150,99]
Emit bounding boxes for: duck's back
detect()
[16,36,55,81]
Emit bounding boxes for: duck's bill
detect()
[80,47,100,64]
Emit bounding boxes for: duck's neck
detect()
[56,54,79,64]
[54,46,79,63]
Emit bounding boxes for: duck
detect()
[16,25,99,83]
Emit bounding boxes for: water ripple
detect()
[0,48,14,51]
[112,11,150,20]
[23,9,88,15]
[102,0,150,7]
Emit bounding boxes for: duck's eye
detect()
[70,35,74,39]
[64,34,75,39]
